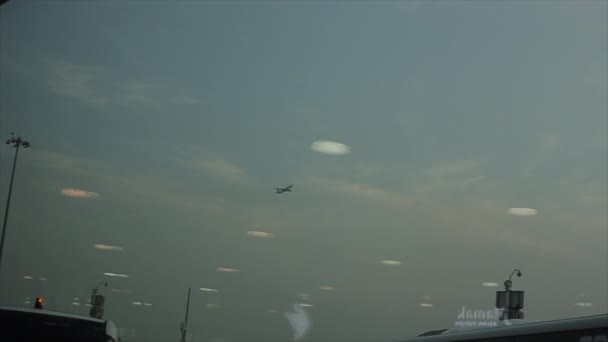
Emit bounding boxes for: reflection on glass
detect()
[94,244,124,251]
[61,188,100,199]
[310,140,351,155]
[247,231,273,238]
[381,260,401,266]
[103,272,129,278]
[482,282,499,287]
[507,208,538,216]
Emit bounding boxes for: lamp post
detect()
[496,269,524,320]
[90,281,108,319]
[180,288,191,342]
[0,132,31,275]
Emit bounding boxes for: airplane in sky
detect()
[275,185,293,194]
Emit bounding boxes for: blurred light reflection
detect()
[381,260,401,266]
[310,140,351,155]
[94,244,124,251]
[508,208,538,216]
[104,272,129,278]
[247,231,273,238]
[61,188,100,198]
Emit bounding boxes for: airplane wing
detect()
[286,185,293,189]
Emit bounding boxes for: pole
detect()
[181,287,191,342]
[0,145,20,274]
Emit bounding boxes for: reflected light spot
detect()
[111,288,132,293]
[268,309,279,314]
[310,140,351,155]
[39,277,47,281]
[247,231,273,238]
[422,295,432,300]
[297,293,310,300]
[575,302,593,307]
[299,303,313,308]
[24,276,33,280]
[508,208,538,216]
[85,304,92,307]
[206,304,221,309]
[132,302,142,305]
[104,272,129,278]
[24,301,31,305]
[200,287,220,292]
[320,286,335,291]
[217,267,239,273]
[94,244,124,251]
[482,282,499,287]
[143,303,152,306]
[381,260,401,266]
[61,188,100,199]
[72,302,80,306]
[420,303,433,308]
[73,297,79,301]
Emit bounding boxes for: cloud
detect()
[300,175,414,209]
[46,60,201,108]
[120,81,162,106]
[48,61,108,105]
[171,92,201,105]
[197,159,247,182]
[426,160,480,177]
[61,188,100,198]
[31,149,229,215]
[298,172,578,256]
[175,146,250,184]
[540,135,560,149]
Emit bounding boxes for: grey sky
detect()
[0,1,606,341]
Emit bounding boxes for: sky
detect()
[0,1,607,341]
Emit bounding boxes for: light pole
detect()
[0,132,31,274]
[496,269,524,321]
[180,288,191,342]
[90,281,108,319]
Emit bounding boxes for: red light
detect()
[34,297,44,309]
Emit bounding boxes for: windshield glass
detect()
[0,1,606,341]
